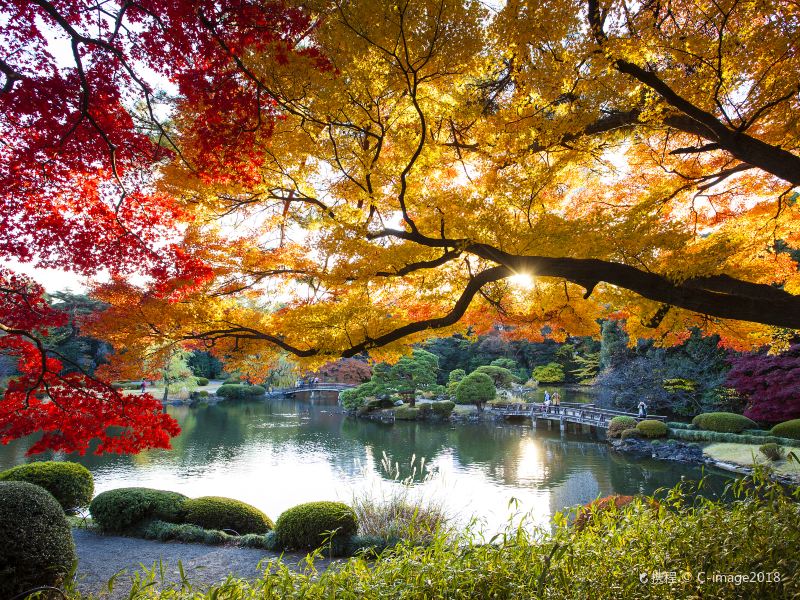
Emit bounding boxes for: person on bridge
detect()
[552,391,561,406]
[543,394,551,413]
[638,401,648,418]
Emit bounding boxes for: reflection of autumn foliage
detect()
[310,359,372,385]
[727,347,800,424]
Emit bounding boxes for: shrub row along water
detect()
[88,487,369,556]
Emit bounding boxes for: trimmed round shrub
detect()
[760,443,785,461]
[0,461,93,511]
[608,416,638,439]
[636,420,668,438]
[184,496,274,534]
[274,501,358,551]
[0,481,76,598]
[692,412,757,433]
[394,405,420,420]
[770,419,800,440]
[431,400,455,417]
[196,377,210,386]
[90,487,188,532]
[455,371,496,410]
[620,428,642,440]
[216,384,266,399]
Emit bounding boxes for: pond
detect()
[0,397,734,534]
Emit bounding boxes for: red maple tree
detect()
[0,0,318,454]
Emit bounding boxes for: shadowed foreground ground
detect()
[72,528,334,598]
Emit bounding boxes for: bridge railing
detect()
[266,383,357,395]
[490,402,667,424]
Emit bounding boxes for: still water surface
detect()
[0,397,732,534]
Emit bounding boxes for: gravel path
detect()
[73,529,335,598]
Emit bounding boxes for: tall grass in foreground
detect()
[351,452,451,546]
[67,469,799,600]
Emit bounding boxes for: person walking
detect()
[637,401,648,418]
[140,380,147,394]
[552,390,561,413]
[543,394,551,414]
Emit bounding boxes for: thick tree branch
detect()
[587,0,800,185]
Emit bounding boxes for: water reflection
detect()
[0,398,732,534]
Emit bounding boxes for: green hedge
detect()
[90,487,188,532]
[394,405,420,420]
[668,428,798,446]
[216,384,266,399]
[184,496,274,534]
[608,416,638,439]
[770,419,800,440]
[691,412,757,433]
[666,421,694,430]
[431,401,455,416]
[274,501,358,552]
[0,481,76,598]
[196,377,210,386]
[620,428,642,440]
[636,420,668,438]
[0,461,93,511]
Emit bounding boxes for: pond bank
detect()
[610,438,800,487]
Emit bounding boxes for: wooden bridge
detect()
[490,402,667,435]
[264,382,356,398]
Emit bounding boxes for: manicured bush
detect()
[455,371,496,411]
[196,377,210,386]
[666,421,694,430]
[90,487,188,532]
[216,384,266,399]
[340,388,366,410]
[607,416,638,439]
[692,412,757,433]
[667,428,798,446]
[394,405,420,420]
[636,420,668,438]
[0,481,76,598]
[274,501,358,552]
[770,419,800,440]
[620,428,642,440]
[417,403,433,417]
[184,496,274,534]
[431,400,455,417]
[759,443,785,461]
[0,460,93,511]
[224,376,243,384]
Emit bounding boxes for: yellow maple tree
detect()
[92,0,800,375]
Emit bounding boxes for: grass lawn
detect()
[704,442,800,477]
